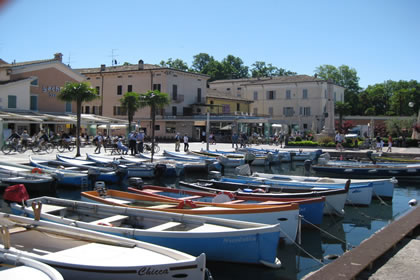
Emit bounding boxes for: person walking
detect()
[335,131,343,151]
[94,132,103,154]
[128,131,137,155]
[201,130,206,143]
[136,130,145,153]
[386,135,392,152]
[175,133,181,152]
[232,133,238,149]
[183,134,189,152]
[21,130,29,148]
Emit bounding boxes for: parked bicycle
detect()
[143,142,160,153]
[1,140,26,154]
[31,140,54,154]
[56,139,75,152]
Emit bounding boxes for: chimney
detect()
[54,53,63,62]
[100,64,106,71]
[138,59,144,70]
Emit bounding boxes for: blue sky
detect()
[0,0,419,88]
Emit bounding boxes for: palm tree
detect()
[120,92,141,132]
[335,101,352,132]
[138,90,170,162]
[58,82,99,157]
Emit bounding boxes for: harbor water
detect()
[1,161,420,280]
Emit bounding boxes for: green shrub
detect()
[287,140,318,147]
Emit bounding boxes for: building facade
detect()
[209,75,345,135]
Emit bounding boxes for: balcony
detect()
[172,94,184,104]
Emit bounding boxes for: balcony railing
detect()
[172,94,184,103]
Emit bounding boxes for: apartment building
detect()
[77,61,210,139]
[209,75,345,134]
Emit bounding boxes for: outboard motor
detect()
[88,168,101,186]
[234,164,252,176]
[3,184,29,205]
[244,153,256,164]
[313,149,323,161]
[154,164,167,177]
[366,151,376,164]
[94,181,107,197]
[128,177,144,189]
[304,159,312,171]
[209,171,222,180]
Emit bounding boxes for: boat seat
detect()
[147,204,176,209]
[90,215,128,225]
[142,189,162,194]
[223,200,245,204]
[146,221,181,231]
[189,224,233,232]
[180,195,202,200]
[104,197,131,204]
[41,204,67,213]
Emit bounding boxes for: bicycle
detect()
[31,140,54,154]
[143,142,160,153]
[1,140,26,155]
[56,139,75,152]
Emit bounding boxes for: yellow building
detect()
[206,88,252,116]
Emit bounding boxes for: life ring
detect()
[31,167,43,174]
[220,191,235,200]
[176,200,197,209]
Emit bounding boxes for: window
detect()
[153,84,161,91]
[8,95,16,109]
[197,88,202,103]
[30,96,38,111]
[30,79,38,86]
[253,91,258,100]
[324,89,327,98]
[286,90,291,99]
[166,123,176,133]
[237,87,241,91]
[253,108,258,116]
[117,85,122,95]
[268,107,274,116]
[92,106,97,115]
[172,106,177,116]
[283,107,294,117]
[85,106,90,114]
[303,89,308,99]
[172,85,178,100]
[300,107,311,116]
[155,125,160,131]
[227,88,230,91]
[267,90,275,100]
[236,103,240,111]
[222,104,230,114]
[113,106,127,116]
[65,102,72,113]
[128,85,133,92]
[210,100,214,105]
[96,86,100,95]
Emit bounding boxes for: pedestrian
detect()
[335,132,343,151]
[128,131,137,155]
[175,133,181,152]
[137,130,145,153]
[279,133,284,148]
[183,134,189,152]
[117,137,128,155]
[201,130,206,143]
[375,136,382,152]
[94,132,103,154]
[232,133,238,149]
[386,135,392,152]
[210,133,216,145]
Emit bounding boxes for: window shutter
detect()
[266,91,269,99]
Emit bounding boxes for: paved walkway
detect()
[1,141,420,164]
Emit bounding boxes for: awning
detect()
[194,121,206,126]
[272,124,283,128]
[220,125,232,130]
[97,124,127,129]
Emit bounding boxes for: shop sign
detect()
[42,85,61,97]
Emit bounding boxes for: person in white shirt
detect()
[183,134,189,152]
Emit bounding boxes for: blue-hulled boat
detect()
[12,196,283,268]
[220,176,374,206]
[129,185,325,226]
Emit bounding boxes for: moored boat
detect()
[11,196,282,268]
[81,188,300,244]
[0,212,208,280]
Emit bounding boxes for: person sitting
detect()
[117,137,128,155]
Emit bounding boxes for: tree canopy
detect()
[58,82,98,156]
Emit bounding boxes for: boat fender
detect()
[221,191,235,200]
[177,200,197,209]
[31,167,43,174]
